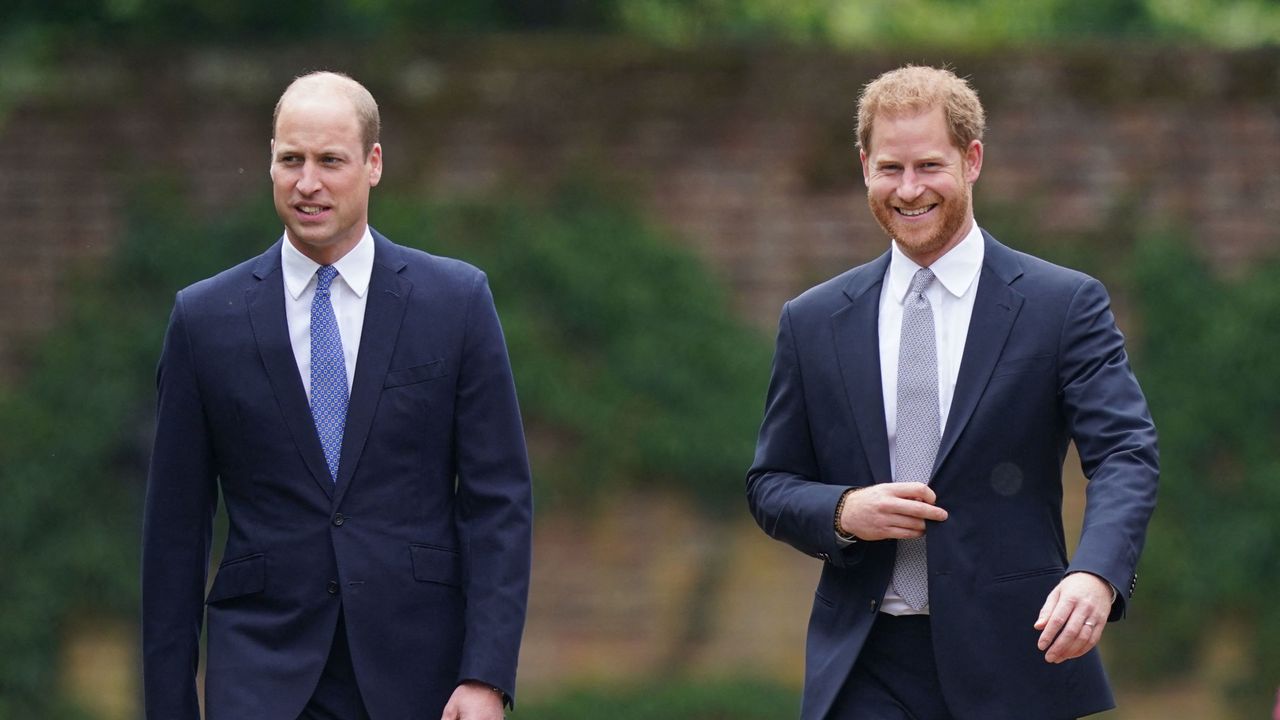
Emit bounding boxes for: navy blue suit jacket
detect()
[142,230,533,719]
[747,231,1158,720]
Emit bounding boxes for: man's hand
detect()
[838,482,948,541]
[1035,572,1113,663]
[441,681,504,720]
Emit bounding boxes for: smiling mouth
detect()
[896,204,937,217]
[296,204,329,217]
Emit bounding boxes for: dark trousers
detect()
[298,612,371,720]
[827,613,953,720]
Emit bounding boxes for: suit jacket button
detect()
[333,513,345,527]
[327,580,339,595]
[869,599,878,613]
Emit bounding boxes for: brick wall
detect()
[4,43,1278,382]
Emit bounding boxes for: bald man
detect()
[142,72,533,720]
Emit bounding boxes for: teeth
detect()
[298,206,324,215]
[898,205,934,217]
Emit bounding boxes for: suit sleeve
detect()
[746,302,864,568]
[452,272,534,706]
[141,293,219,719]
[1059,278,1159,621]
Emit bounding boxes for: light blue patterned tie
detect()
[310,265,348,483]
[892,267,941,610]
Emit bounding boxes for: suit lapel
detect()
[332,232,410,507]
[934,231,1025,475]
[833,252,893,484]
[245,242,335,500]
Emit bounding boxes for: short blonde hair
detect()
[273,71,381,158]
[856,65,985,153]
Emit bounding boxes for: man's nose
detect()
[897,169,925,202]
[297,162,322,194]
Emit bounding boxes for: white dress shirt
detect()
[877,222,985,615]
[281,228,374,400]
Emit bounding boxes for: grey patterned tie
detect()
[892,267,940,610]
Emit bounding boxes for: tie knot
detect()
[909,268,935,296]
[315,265,339,293]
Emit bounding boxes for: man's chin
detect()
[897,232,960,264]
[285,226,333,247]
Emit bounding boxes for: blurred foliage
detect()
[0,182,268,717]
[614,0,1280,48]
[1114,233,1280,717]
[0,178,768,714]
[374,182,771,513]
[516,677,799,719]
[3,0,1280,48]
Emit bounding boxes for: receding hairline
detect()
[272,71,381,157]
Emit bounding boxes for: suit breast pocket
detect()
[384,359,448,388]
[990,354,1054,380]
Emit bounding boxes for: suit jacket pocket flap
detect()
[206,553,265,604]
[385,360,447,388]
[991,565,1064,584]
[990,354,1054,378]
[410,544,462,587]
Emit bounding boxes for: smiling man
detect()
[746,65,1159,719]
[142,71,533,720]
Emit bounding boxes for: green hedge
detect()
[0,182,267,717]
[517,677,798,719]
[5,0,1280,47]
[374,181,771,512]
[1119,234,1280,715]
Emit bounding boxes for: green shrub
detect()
[372,180,771,513]
[1117,234,1280,716]
[517,677,798,719]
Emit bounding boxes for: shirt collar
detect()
[887,222,985,303]
[281,227,375,300]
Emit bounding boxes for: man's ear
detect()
[368,143,383,187]
[964,139,983,183]
[859,148,870,187]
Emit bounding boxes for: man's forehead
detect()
[866,108,956,153]
[278,87,356,118]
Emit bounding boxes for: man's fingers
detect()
[887,482,937,504]
[1034,586,1060,630]
[883,520,927,539]
[878,484,947,521]
[1036,594,1074,650]
[889,497,948,522]
[842,484,947,540]
[1045,608,1103,663]
[1036,573,1113,661]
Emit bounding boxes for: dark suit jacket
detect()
[142,230,533,720]
[746,231,1158,720]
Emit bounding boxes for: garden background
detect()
[2,1,1279,718]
